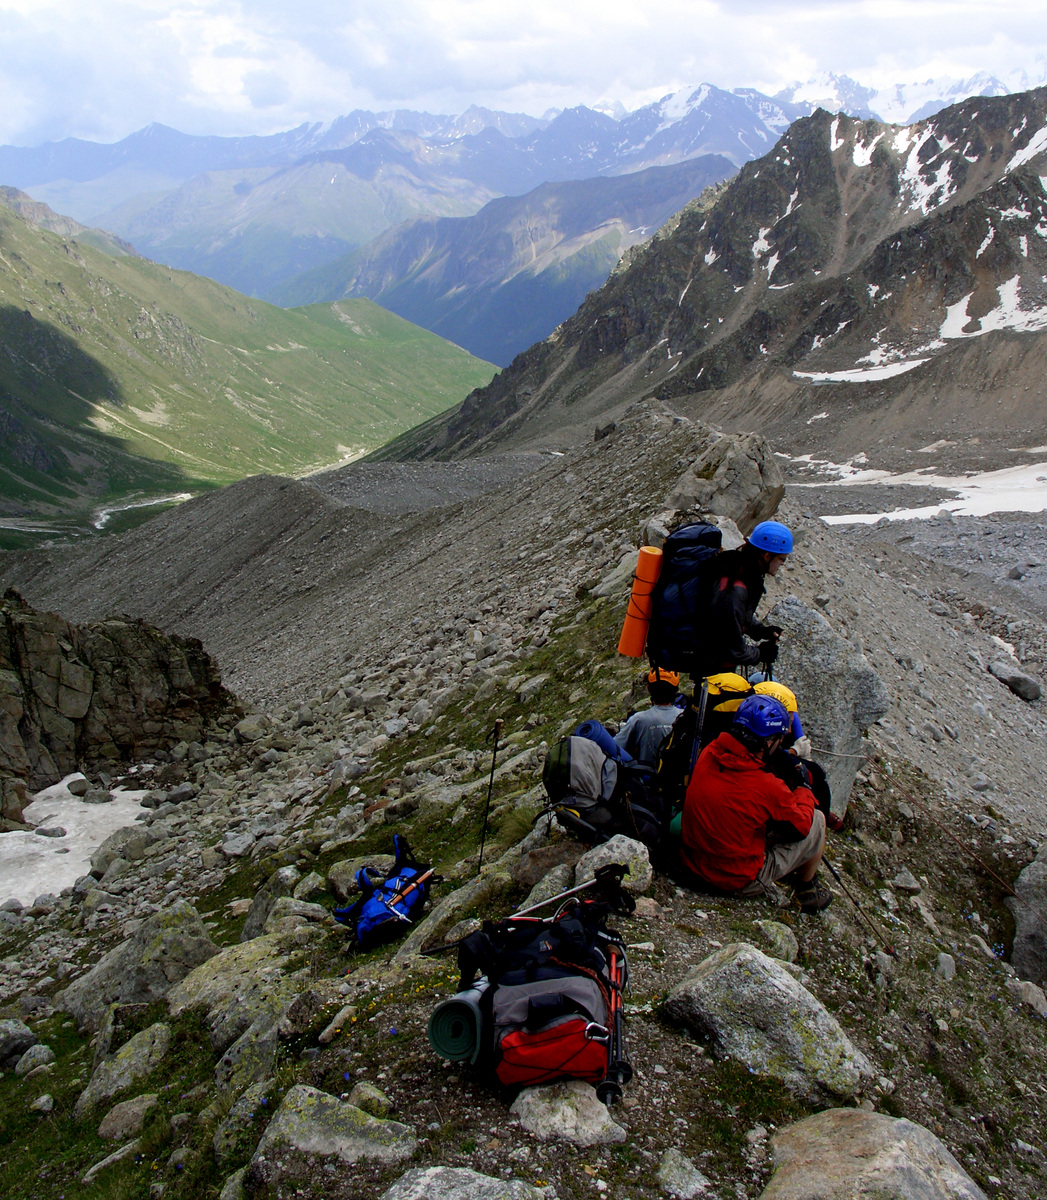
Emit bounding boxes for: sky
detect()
[2,0,1047,146]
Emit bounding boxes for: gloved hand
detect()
[763,624,783,640]
[826,811,844,832]
[792,735,812,759]
[758,639,779,665]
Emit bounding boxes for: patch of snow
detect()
[794,359,927,383]
[752,227,772,257]
[941,275,1047,339]
[976,227,995,258]
[766,251,780,279]
[1006,121,1047,173]
[0,777,150,907]
[829,116,845,152]
[1020,235,1029,257]
[704,249,718,265]
[781,189,799,219]
[867,283,880,299]
[816,460,1047,523]
[806,412,829,424]
[853,133,883,167]
[900,132,955,214]
[678,281,691,306]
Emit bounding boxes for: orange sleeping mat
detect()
[617,545,663,658]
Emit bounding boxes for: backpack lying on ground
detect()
[540,733,665,848]
[428,897,631,1102]
[333,835,437,950]
[646,521,723,675]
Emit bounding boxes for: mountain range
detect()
[274,156,734,366]
[0,193,494,541]
[371,86,1047,469]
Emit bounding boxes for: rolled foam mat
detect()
[427,985,487,1063]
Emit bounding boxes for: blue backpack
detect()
[334,835,436,949]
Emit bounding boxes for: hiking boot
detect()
[793,874,833,913]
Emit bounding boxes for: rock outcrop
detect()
[0,588,237,822]
[664,428,785,534]
[1007,846,1047,987]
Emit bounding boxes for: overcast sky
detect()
[2,0,1047,146]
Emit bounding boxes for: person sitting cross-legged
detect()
[679,694,832,912]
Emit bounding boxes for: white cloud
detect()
[0,0,1046,143]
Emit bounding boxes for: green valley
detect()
[0,199,496,544]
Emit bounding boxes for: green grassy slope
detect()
[0,205,497,528]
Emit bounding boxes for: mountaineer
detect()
[614,668,683,766]
[701,520,793,677]
[678,694,832,912]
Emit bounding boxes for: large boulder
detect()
[768,596,889,814]
[381,1167,548,1200]
[213,1079,276,1166]
[243,1084,416,1195]
[166,935,308,1052]
[665,429,785,535]
[57,901,218,1031]
[663,943,874,1103]
[73,1023,171,1119]
[327,855,396,906]
[759,1108,987,1199]
[1006,845,1047,986]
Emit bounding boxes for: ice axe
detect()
[477,718,504,875]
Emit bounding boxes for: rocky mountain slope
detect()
[378,87,1047,469]
[0,406,1045,1199]
[277,158,734,365]
[0,202,495,538]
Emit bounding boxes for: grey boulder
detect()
[760,1108,987,1199]
[243,1084,416,1194]
[97,1093,159,1140]
[658,1147,713,1198]
[988,659,1042,702]
[213,1078,276,1166]
[74,1022,171,1118]
[0,1019,38,1068]
[1006,846,1047,986]
[240,865,301,941]
[509,1079,626,1145]
[327,855,395,906]
[381,1166,548,1200]
[14,1043,55,1074]
[575,834,652,895]
[57,900,218,1031]
[769,596,889,814]
[663,943,873,1103]
[665,428,785,533]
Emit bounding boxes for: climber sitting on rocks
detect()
[614,667,683,766]
[679,694,832,912]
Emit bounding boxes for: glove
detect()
[764,625,783,640]
[826,811,844,832]
[792,735,812,760]
[758,639,779,665]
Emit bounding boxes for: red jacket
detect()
[680,731,816,890]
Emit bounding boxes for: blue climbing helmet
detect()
[732,695,791,740]
[748,520,793,555]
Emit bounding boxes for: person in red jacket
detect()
[680,694,832,912]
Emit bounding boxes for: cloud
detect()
[0,0,1046,144]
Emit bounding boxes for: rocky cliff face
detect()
[380,87,1047,464]
[0,589,237,822]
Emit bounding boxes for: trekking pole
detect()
[596,941,632,1105]
[512,863,633,918]
[477,718,504,875]
[689,679,710,775]
[821,855,896,957]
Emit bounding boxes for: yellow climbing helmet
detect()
[705,672,754,713]
[754,680,798,713]
[648,668,680,686]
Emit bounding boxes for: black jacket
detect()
[702,547,772,674]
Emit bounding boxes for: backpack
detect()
[541,735,665,848]
[440,899,631,1101]
[333,835,436,949]
[646,522,723,675]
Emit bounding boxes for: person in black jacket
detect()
[700,521,792,676]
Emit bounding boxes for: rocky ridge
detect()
[0,408,1045,1198]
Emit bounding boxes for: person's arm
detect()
[765,774,816,843]
[709,578,761,666]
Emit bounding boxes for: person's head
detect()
[731,694,791,758]
[647,667,680,705]
[745,520,793,577]
[754,680,804,743]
